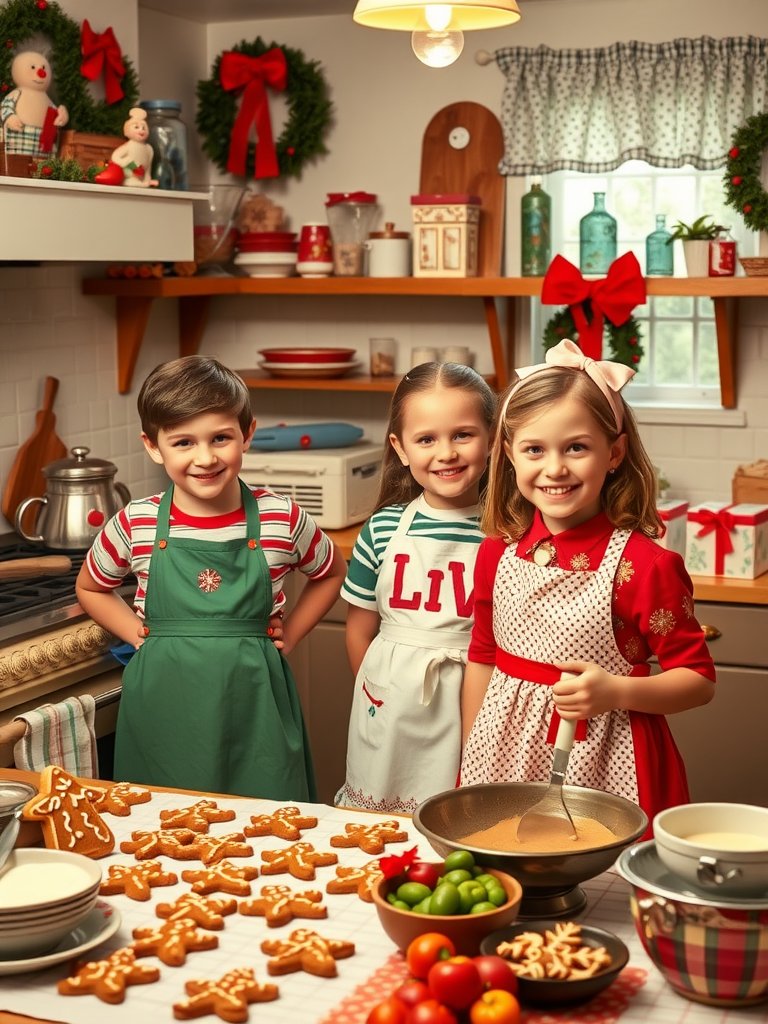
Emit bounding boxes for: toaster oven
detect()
[240,442,384,529]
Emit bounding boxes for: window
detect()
[533,163,756,408]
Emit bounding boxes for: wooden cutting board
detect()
[1,376,67,531]
[419,101,505,277]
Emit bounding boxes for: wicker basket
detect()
[738,257,768,276]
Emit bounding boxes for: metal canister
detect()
[140,99,188,190]
[521,181,551,276]
[708,229,736,277]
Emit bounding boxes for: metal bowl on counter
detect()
[413,782,648,919]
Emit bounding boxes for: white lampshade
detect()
[353,0,521,31]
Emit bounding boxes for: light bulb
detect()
[424,4,452,31]
[411,29,464,68]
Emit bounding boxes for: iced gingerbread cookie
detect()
[261,928,355,978]
[131,917,219,967]
[58,948,160,1004]
[191,831,254,865]
[182,860,260,897]
[240,884,327,927]
[325,860,384,903]
[260,842,338,882]
[100,860,179,901]
[243,806,318,841]
[173,967,278,1022]
[329,820,408,855]
[156,892,238,929]
[120,827,200,860]
[160,799,237,833]
[22,765,114,858]
[91,782,151,817]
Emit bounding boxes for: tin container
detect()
[709,230,736,277]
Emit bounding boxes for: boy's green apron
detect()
[114,481,316,800]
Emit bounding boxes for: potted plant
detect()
[666,216,722,277]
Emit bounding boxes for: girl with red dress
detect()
[460,340,715,835]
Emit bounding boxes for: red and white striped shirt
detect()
[85,487,334,617]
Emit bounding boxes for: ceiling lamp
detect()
[353,1,521,68]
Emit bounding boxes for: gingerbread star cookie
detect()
[156,892,238,930]
[240,884,327,927]
[22,765,114,858]
[100,860,179,901]
[160,799,237,833]
[91,782,152,817]
[173,967,278,1022]
[243,806,318,841]
[131,917,219,966]
[325,860,384,903]
[329,820,408,855]
[58,948,160,1004]
[260,842,338,882]
[261,928,355,978]
[182,860,260,897]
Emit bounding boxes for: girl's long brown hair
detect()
[375,362,496,512]
[482,368,662,541]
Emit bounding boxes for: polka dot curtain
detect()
[493,36,768,175]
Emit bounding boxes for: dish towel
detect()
[12,695,99,778]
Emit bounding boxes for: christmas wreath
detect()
[196,37,332,180]
[0,0,139,135]
[723,111,768,232]
[543,302,644,369]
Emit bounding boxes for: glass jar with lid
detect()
[325,192,379,275]
[139,100,188,190]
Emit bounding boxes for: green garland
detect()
[0,0,139,135]
[543,302,644,370]
[31,154,99,181]
[723,111,768,232]
[196,38,332,180]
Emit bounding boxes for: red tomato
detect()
[468,989,521,1024]
[427,956,484,1011]
[406,999,459,1024]
[406,861,442,889]
[406,933,457,980]
[395,979,431,1008]
[471,955,519,996]
[366,995,409,1024]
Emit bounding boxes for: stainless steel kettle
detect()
[15,446,131,550]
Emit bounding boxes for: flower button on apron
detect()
[248,539,258,549]
[158,539,167,549]
[197,568,222,593]
[530,539,557,567]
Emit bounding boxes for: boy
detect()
[76,355,346,799]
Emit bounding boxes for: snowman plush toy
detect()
[0,50,68,156]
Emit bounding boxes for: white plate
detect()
[259,361,362,379]
[0,901,121,975]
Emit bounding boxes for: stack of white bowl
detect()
[234,231,298,278]
[0,848,102,959]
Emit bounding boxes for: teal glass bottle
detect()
[579,192,617,275]
[521,180,551,276]
[645,214,673,276]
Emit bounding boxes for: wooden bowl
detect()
[371,865,522,956]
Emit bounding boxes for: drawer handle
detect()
[701,624,722,641]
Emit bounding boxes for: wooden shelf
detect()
[81,274,767,402]
[238,370,497,392]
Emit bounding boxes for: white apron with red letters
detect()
[336,496,478,814]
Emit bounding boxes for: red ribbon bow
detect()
[80,20,126,105]
[695,507,736,575]
[541,253,646,360]
[219,48,287,179]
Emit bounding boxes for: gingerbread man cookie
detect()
[325,860,384,903]
[22,765,114,858]
[173,967,278,1022]
[100,860,179,901]
[240,884,327,927]
[58,948,160,1003]
[131,917,219,966]
[182,860,260,897]
[329,820,408,855]
[191,831,254,866]
[261,928,355,978]
[160,799,237,833]
[243,806,318,841]
[156,892,238,929]
[120,827,200,860]
[91,782,151,817]
[260,842,338,882]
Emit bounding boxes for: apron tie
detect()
[379,622,469,706]
[142,618,269,637]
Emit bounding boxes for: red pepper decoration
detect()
[731,176,742,186]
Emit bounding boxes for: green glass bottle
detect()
[521,180,551,276]
[579,192,617,275]
[645,214,673,276]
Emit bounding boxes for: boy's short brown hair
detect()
[138,355,253,443]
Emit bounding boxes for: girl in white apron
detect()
[461,341,715,833]
[336,362,497,813]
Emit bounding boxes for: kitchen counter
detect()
[1,769,766,1024]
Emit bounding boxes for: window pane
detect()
[698,322,719,386]
[653,296,693,317]
[654,321,694,385]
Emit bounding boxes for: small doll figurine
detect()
[94,107,158,188]
[0,51,69,157]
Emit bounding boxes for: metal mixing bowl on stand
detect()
[414,781,648,919]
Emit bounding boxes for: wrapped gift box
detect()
[685,502,768,579]
[655,499,688,557]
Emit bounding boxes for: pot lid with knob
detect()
[42,446,121,483]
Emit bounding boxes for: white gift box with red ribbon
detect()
[685,502,768,579]
[655,499,689,558]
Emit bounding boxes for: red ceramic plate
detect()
[258,347,357,364]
